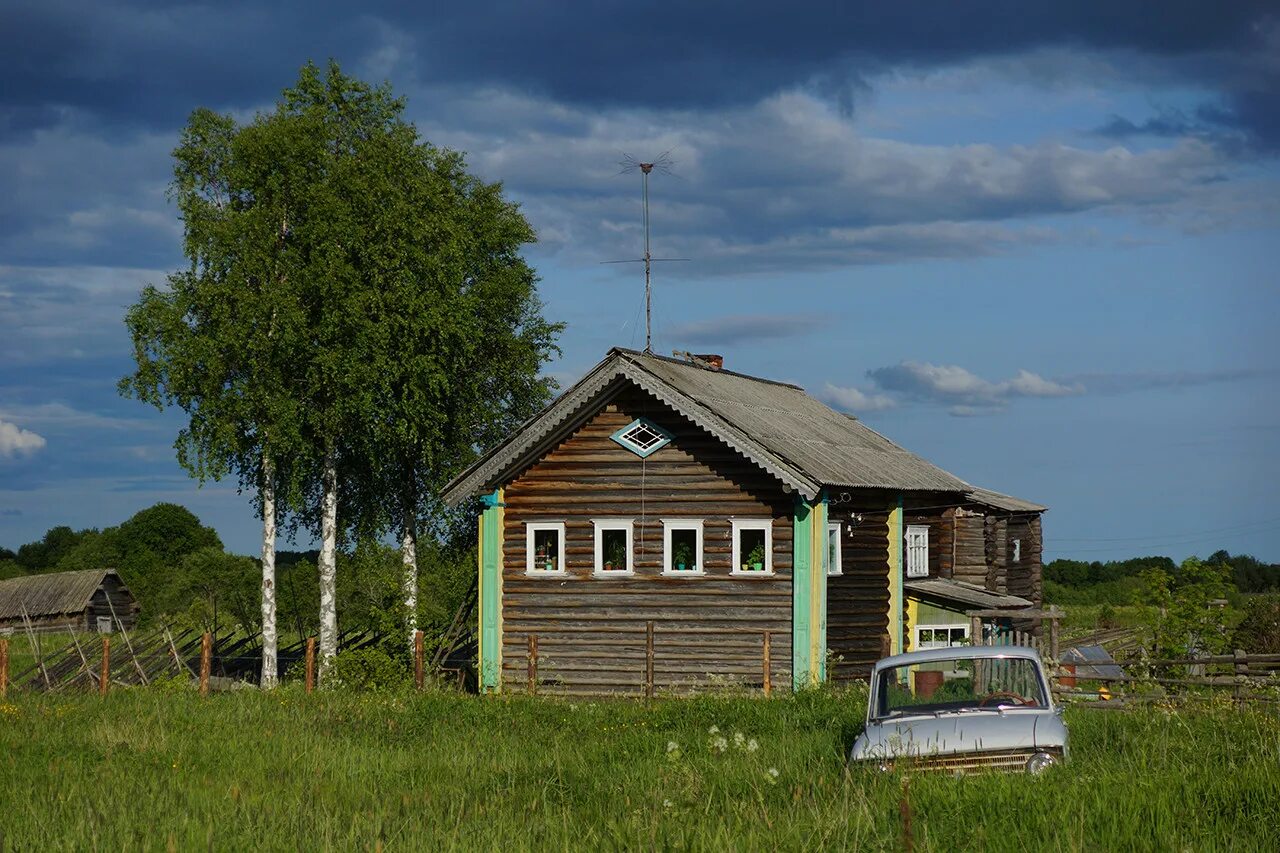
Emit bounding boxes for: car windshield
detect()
[872,656,1048,719]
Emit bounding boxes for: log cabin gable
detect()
[475,377,808,506]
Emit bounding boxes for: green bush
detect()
[326,647,409,693]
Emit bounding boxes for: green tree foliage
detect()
[15,526,87,571]
[1142,557,1233,657]
[1045,551,1279,605]
[1231,595,1280,654]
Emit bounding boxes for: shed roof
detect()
[0,569,122,622]
[905,578,1033,611]
[443,348,988,505]
[964,486,1047,513]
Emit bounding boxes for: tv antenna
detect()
[605,151,688,353]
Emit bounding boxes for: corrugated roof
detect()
[905,578,1033,610]
[0,569,117,622]
[965,486,1046,513]
[442,348,1038,507]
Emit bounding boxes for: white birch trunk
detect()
[402,506,418,660]
[260,453,278,688]
[317,445,339,682]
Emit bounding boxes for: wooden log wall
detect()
[85,577,140,631]
[826,509,890,681]
[984,517,1009,594]
[500,387,793,695]
[951,510,989,587]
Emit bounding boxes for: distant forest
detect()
[0,503,472,645]
[1045,551,1280,605]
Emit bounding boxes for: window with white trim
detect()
[826,522,842,576]
[593,519,634,575]
[731,518,773,575]
[526,522,566,575]
[610,417,672,458]
[905,525,929,578]
[662,519,704,575]
[914,624,970,650]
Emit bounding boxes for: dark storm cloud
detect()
[3,1,1277,146]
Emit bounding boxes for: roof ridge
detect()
[610,347,805,390]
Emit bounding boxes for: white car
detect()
[848,645,1068,774]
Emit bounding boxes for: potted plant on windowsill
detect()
[744,543,766,572]
[604,541,627,572]
[673,541,694,571]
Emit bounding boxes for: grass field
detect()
[1,687,1278,851]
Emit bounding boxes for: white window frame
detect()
[905,524,930,578]
[826,522,843,576]
[730,518,773,576]
[914,623,970,650]
[593,518,634,577]
[525,522,567,576]
[1011,538,1022,563]
[662,519,704,576]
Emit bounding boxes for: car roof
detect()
[872,645,1044,671]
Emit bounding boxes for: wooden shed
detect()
[0,569,139,634]
[442,348,1046,695]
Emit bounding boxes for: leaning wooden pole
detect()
[20,606,50,690]
[0,637,8,697]
[105,595,148,685]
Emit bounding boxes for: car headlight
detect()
[1026,752,1058,775]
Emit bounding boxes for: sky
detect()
[1,1,1278,562]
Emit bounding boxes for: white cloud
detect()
[402,85,1239,274]
[852,360,1084,415]
[0,418,46,457]
[819,382,896,413]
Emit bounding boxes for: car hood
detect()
[850,711,1066,762]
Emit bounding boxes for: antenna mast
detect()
[640,161,653,353]
[610,152,684,354]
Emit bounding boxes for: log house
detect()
[443,349,1046,694]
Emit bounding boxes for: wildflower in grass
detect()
[711,735,728,752]
[663,799,673,809]
[733,731,745,748]
[708,725,720,735]
[747,738,759,752]
[765,767,779,785]
[667,740,679,753]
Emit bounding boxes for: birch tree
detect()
[336,134,562,660]
[121,107,310,688]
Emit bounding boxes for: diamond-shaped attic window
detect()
[611,418,672,458]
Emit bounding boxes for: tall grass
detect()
[1,687,1277,851]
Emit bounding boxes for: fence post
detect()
[305,637,316,694]
[1049,608,1060,662]
[762,630,772,698]
[100,635,110,697]
[414,630,425,691]
[0,637,7,697]
[1234,648,1247,707]
[645,621,655,700]
[199,632,211,697]
[970,616,982,647]
[527,634,538,695]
